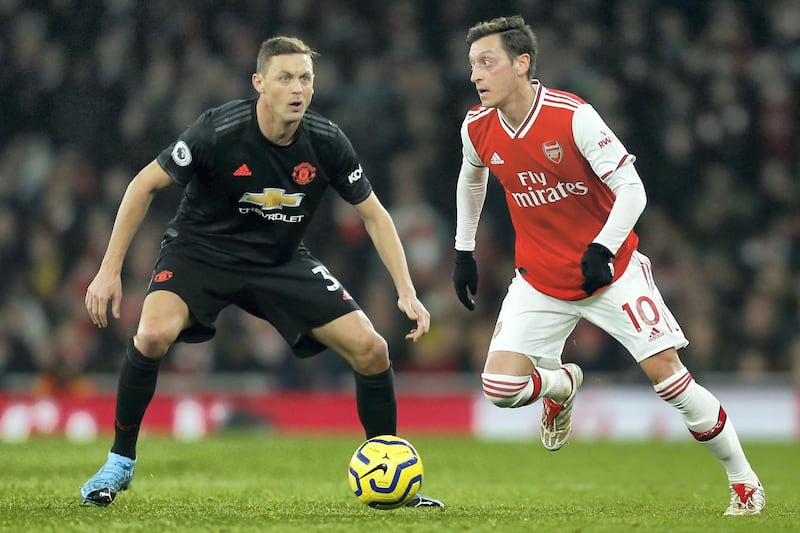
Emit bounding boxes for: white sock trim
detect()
[654,367,692,402]
[481,372,541,408]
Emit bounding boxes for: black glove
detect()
[453,250,478,311]
[580,243,615,295]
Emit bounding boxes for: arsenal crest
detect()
[292,162,316,185]
[542,140,563,164]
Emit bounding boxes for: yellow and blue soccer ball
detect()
[347,435,424,509]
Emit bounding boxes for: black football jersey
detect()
[155,98,372,266]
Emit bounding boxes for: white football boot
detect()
[540,363,583,451]
[723,482,765,515]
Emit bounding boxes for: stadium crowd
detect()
[1,0,799,392]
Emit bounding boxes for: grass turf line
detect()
[0,433,797,532]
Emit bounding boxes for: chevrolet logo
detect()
[239,188,305,210]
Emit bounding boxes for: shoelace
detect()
[90,462,131,487]
[730,487,757,509]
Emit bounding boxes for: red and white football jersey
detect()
[462,82,638,301]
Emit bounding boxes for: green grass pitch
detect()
[0,433,797,532]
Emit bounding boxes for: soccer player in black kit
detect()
[81,36,444,509]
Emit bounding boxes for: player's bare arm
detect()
[352,192,430,342]
[85,160,172,328]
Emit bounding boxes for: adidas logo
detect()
[648,328,665,342]
[490,152,505,165]
[233,164,252,176]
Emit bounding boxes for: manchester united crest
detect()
[542,140,563,164]
[153,269,173,282]
[292,162,317,185]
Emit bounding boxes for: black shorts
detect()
[146,247,361,358]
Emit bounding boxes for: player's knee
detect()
[481,372,540,408]
[640,348,684,384]
[135,321,180,358]
[349,332,389,375]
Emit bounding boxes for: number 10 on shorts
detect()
[621,296,660,332]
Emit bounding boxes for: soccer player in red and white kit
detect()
[452,16,764,515]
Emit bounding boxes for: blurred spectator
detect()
[0,0,798,390]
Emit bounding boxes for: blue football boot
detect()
[80,451,135,506]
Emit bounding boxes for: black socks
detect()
[353,367,397,438]
[110,339,161,460]
[110,342,396,454]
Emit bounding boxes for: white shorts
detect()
[488,251,689,370]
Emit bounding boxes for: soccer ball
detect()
[347,435,424,509]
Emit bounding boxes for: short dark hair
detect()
[256,36,318,74]
[466,15,538,78]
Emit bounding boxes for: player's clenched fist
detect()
[580,243,615,295]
